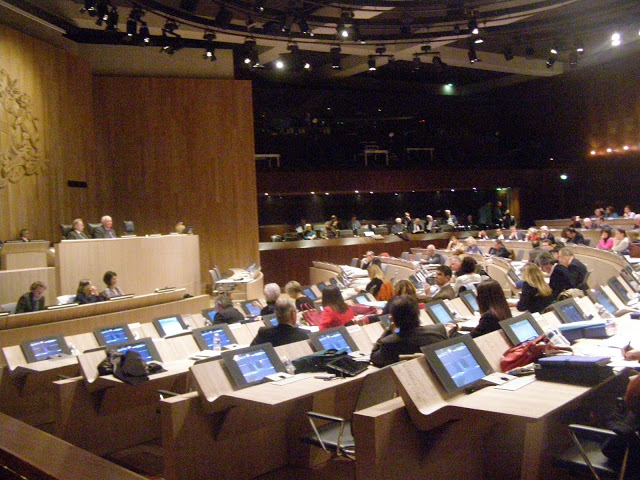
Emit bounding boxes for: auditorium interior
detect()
[1,1,640,479]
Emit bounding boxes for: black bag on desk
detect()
[292,349,348,373]
[113,350,150,385]
[534,355,614,386]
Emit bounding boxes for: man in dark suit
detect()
[15,281,46,313]
[425,265,456,301]
[423,244,446,265]
[370,295,454,367]
[213,296,245,325]
[66,218,90,239]
[251,298,309,347]
[489,239,511,258]
[539,252,573,299]
[565,227,586,245]
[559,247,588,291]
[19,229,30,242]
[93,215,117,238]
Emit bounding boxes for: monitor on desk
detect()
[620,269,640,293]
[608,277,631,304]
[183,225,194,235]
[152,314,189,337]
[422,335,493,395]
[409,275,422,289]
[93,324,134,346]
[316,282,328,292]
[110,338,161,362]
[353,294,371,304]
[587,288,618,315]
[308,326,359,354]
[192,324,237,350]
[302,287,318,301]
[499,313,544,346]
[240,299,262,317]
[262,314,278,327]
[507,268,521,284]
[424,300,456,324]
[377,314,391,330]
[458,290,479,313]
[552,298,586,324]
[221,343,285,389]
[201,307,218,324]
[21,335,71,363]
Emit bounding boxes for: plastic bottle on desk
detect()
[212,332,222,354]
[282,356,295,375]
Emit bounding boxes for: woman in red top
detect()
[319,285,354,330]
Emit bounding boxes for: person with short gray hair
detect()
[250,298,309,348]
[93,215,117,238]
[261,283,281,316]
[213,296,244,325]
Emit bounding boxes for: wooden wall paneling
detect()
[92,77,259,290]
[0,25,104,243]
[0,267,57,306]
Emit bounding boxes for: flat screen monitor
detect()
[422,335,493,395]
[499,313,544,346]
[183,225,194,234]
[192,324,237,351]
[262,314,278,327]
[201,307,218,324]
[459,290,479,313]
[507,269,520,284]
[552,298,586,324]
[93,324,134,346]
[623,264,640,283]
[608,277,631,304]
[409,275,422,288]
[377,314,391,330]
[353,294,370,304]
[308,326,359,354]
[152,314,188,337]
[302,287,318,301]
[316,282,327,291]
[620,270,640,293]
[424,300,455,324]
[21,335,70,363]
[329,277,339,286]
[221,343,285,389]
[588,288,618,315]
[240,299,262,317]
[110,338,161,362]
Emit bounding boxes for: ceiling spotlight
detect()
[275,58,284,69]
[337,24,349,38]
[550,47,558,55]
[254,0,265,13]
[303,61,311,70]
[368,56,377,71]
[474,38,484,44]
[575,40,584,53]
[468,46,479,63]
[611,32,621,47]
[204,47,216,61]
[331,46,342,69]
[468,19,479,35]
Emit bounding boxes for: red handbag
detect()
[300,309,323,327]
[500,334,571,372]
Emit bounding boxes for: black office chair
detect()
[555,423,639,479]
[122,220,135,235]
[301,365,398,461]
[350,257,359,268]
[339,229,354,238]
[59,224,72,239]
[87,223,101,237]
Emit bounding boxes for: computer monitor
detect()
[377,314,391,330]
[201,307,218,324]
[422,335,493,395]
[409,275,422,288]
[458,290,479,313]
[316,282,328,292]
[587,288,618,315]
[152,314,188,337]
[21,335,71,363]
[93,324,134,346]
[221,343,285,389]
[183,225,194,235]
[262,314,278,327]
[620,269,640,293]
[424,300,456,324]
[499,313,544,346]
[507,269,520,284]
[246,262,257,273]
[608,277,631,304]
[623,264,640,283]
[352,294,370,304]
[123,220,135,234]
[192,324,237,351]
[552,298,586,324]
[307,326,359,354]
[110,338,161,362]
[302,287,318,301]
[240,299,262,317]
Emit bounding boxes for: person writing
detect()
[15,281,47,313]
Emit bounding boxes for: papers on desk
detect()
[358,300,387,308]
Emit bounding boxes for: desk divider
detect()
[363,322,385,343]
[447,297,473,318]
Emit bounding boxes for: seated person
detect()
[75,280,104,304]
[529,240,545,264]
[361,264,385,298]
[425,215,439,233]
[613,228,630,255]
[446,235,460,251]
[465,236,483,255]
[409,218,424,233]
[361,250,382,270]
[371,295,456,368]
[391,218,406,234]
[597,228,614,250]
[302,224,316,240]
[507,226,522,241]
[423,244,446,265]
[538,252,573,300]
[453,256,481,293]
[565,227,586,245]
[381,280,418,315]
[319,285,354,330]
[469,280,512,338]
[212,296,244,324]
[101,270,124,299]
[425,265,456,301]
[285,280,314,310]
[19,228,31,242]
[66,218,89,240]
[260,283,281,316]
[93,215,117,238]
[539,225,555,244]
[477,230,490,241]
[488,239,511,258]
[15,281,47,313]
[323,221,337,239]
[558,247,588,291]
[250,298,309,348]
[494,228,505,240]
[517,263,554,313]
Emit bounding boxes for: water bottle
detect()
[547,329,570,348]
[212,332,222,354]
[282,356,295,375]
[596,303,614,319]
[69,343,80,356]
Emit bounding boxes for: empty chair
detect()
[59,224,72,240]
[1,302,17,314]
[400,252,410,260]
[350,258,359,268]
[122,220,136,235]
[339,229,354,238]
[515,249,525,261]
[374,227,388,235]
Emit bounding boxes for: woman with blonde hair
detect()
[446,234,460,251]
[284,280,314,311]
[517,263,554,313]
[364,264,385,297]
[465,236,483,255]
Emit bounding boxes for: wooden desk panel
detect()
[0,241,49,270]
[55,235,200,297]
[0,267,57,306]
